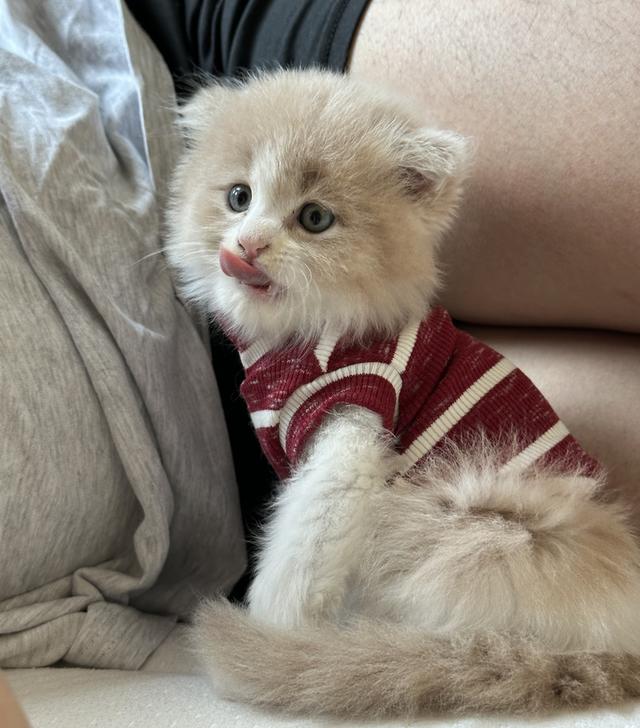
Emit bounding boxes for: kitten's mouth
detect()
[219,248,273,293]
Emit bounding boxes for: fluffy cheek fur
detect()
[168,179,445,344]
[166,69,467,343]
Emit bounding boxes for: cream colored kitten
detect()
[167,70,640,717]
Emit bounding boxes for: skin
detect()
[0,675,30,728]
[349,0,640,333]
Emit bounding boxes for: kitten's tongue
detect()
[219,248,271,287]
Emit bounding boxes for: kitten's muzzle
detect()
[219,247,272,288]
[237,234,269,261]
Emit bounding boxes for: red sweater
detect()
[233,308,598,481]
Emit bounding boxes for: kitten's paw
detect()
[248,565,313,627]
[302,586,345,625]
[248,564,346,627]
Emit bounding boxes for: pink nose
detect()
[238,235,269,260]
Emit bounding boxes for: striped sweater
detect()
[233,307,598,480]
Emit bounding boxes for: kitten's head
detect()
[167,69,467,344]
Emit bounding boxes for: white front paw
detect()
[247,563,311,627]
[248,563,345,627]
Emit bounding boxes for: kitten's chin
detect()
[216,268,279,300]
[211,273,294,342]
[211,270,435,348]
[231,275,287,305]
[237,281,274,298]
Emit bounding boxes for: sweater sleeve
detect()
[279,362,400,465]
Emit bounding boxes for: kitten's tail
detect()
[192,599,640,718]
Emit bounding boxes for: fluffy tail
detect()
[192,600,640,718]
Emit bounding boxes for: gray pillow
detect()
[0,0,245,669]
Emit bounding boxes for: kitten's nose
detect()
[237,235,270,261]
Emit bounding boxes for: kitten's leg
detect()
[248,406,392,628]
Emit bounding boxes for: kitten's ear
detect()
[397,129,469,200]
[176,83,232,141]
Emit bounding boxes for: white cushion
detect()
[7,666,640,728]
[7,628,640,728]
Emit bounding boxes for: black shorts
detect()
[126,0,373,594]
[126,0,373,93]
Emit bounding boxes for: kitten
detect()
[166,69,640,717]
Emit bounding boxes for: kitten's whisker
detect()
[129,249,166,268]
[165,241,212,251]
[129,244,210,269]
[164,242,215,258]
[172,249,213,261]
[160,260,217,277]
[298,263,313,292]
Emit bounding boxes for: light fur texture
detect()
[166,70,640,718]
[195,600,640,717]
[167,68,467,345]
[192,425,640,718]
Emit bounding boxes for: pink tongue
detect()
[219,248,271,287]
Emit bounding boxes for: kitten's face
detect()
[167,70,467,344]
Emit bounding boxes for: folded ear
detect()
[397,129,469,199]
[176,82,233,142]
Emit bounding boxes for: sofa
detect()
[6,324,640,727]
[3,1,639,726]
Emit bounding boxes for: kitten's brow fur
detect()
[167,69,640,718]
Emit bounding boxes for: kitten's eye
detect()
[298,203,335,234]
[228,184,252,212]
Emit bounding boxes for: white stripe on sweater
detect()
[239,338,273,369]
[500,420,570,473]
[390,320,421,374]
[279,362,403,452]
[313,319,420,375]
[250,409,281,429]
[313,329,341,373]
[399,358,516,473]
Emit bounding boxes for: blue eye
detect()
[228,184,252,212]
[298,203,335,233]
